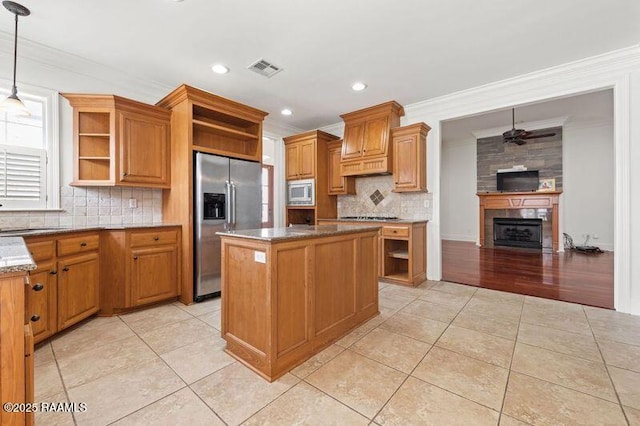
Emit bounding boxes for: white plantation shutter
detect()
[0,144,46,209]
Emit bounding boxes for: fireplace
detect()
[493,218,543,249]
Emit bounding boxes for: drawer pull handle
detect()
[32,283,44,291]
[154,236,159,241]
[31,315,40,322]
[50,270,57,275]
[133,256,138,260]
[123,172,128,177]
[62,267,69,272]
[80,242,87,247]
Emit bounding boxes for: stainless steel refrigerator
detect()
[194,152,262,301]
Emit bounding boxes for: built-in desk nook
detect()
[217,225,380,381]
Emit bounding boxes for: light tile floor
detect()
[34,282,640,425]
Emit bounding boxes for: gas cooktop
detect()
[338,216,399,221]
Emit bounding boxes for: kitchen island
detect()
[217,225,380,381]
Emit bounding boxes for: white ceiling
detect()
[1,0,638,130]
[441,89,613,141]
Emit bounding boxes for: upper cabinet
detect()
[340,101,404,176]
[283,130,340,225]
[157,85,268,163]
[327,140,355,195]
[285,138,316,180]
[392,123,430,192]
[62,94,171,188]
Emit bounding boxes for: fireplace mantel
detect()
[477,191,562,251]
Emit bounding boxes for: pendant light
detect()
[0,1,31,116]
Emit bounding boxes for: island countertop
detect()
[217,224,381,242]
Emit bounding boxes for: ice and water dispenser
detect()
[203,193,225,220]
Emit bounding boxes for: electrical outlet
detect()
[593,234,599,240]
[128,198,138,208]
[423,200,430,208]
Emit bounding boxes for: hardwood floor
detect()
[442,240,614,309]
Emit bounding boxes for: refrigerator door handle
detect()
[230,181,237,226]
[225,180,232,228]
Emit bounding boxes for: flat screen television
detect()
[496,170,539,192]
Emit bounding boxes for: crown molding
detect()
[404,44,640,121]
[0,31,172,103]
[263,119,306,140]
[472,116,569,139]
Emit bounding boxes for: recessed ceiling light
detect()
[281,109,293,116]
[211,64,229,74]
[351,82,367,91]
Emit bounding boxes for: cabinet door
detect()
[26,262,57,344]
[328,144,345,194]
[130,245,178,307]
[298,140,316,179]
[285,143,300,180]
[341,120,365,159]
[119,110,170,187]
[394,133,418,190]
[57,253,100,330]
[24,324,34,426]
[362,115,390,157]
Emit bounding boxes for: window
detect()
[261,165,273,227]
[0,82,59,210]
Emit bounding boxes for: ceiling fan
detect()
[503,108,556,145]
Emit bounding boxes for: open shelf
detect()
[384,272,410,281]
[387,250,409,260]
[78,112,110,134]
[191,104,262,162]
[193,119,258,140]
[79,158,110,181]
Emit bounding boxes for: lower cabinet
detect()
[57,253,100,330]
[101,226,181,315]
[131,245,178,306]
[25,232,100,341]
[26,261,57,342]
[0,271,30,426]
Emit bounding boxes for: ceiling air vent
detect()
[247,58,283,78]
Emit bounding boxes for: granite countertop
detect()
[0,237,36,274]
[217,224,382,242]
[0,223,181,238]
[317,218,428,224]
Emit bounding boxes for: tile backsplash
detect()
[337,175,432,220]
[0,186,163,229]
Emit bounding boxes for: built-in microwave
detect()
[287,178,315,206]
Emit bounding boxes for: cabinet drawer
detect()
[382,226,409,238]
[26,240,55,262]
[57,234,100,257]
[130,229,178,248]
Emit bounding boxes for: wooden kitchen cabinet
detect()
[157,84,268,304]
[57,252,100,330]
[0,271,30,426]
[25,231,100,339]
[392,123,430,192]
[285,139,316,180]
[62,94,171,188]
[100,226,181,315]
[284,130,341,225]
[25,261,57,343]
[318,219,427,286]
[339,101,404,176]
[131,245,179,307]
[327,140,355,195]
